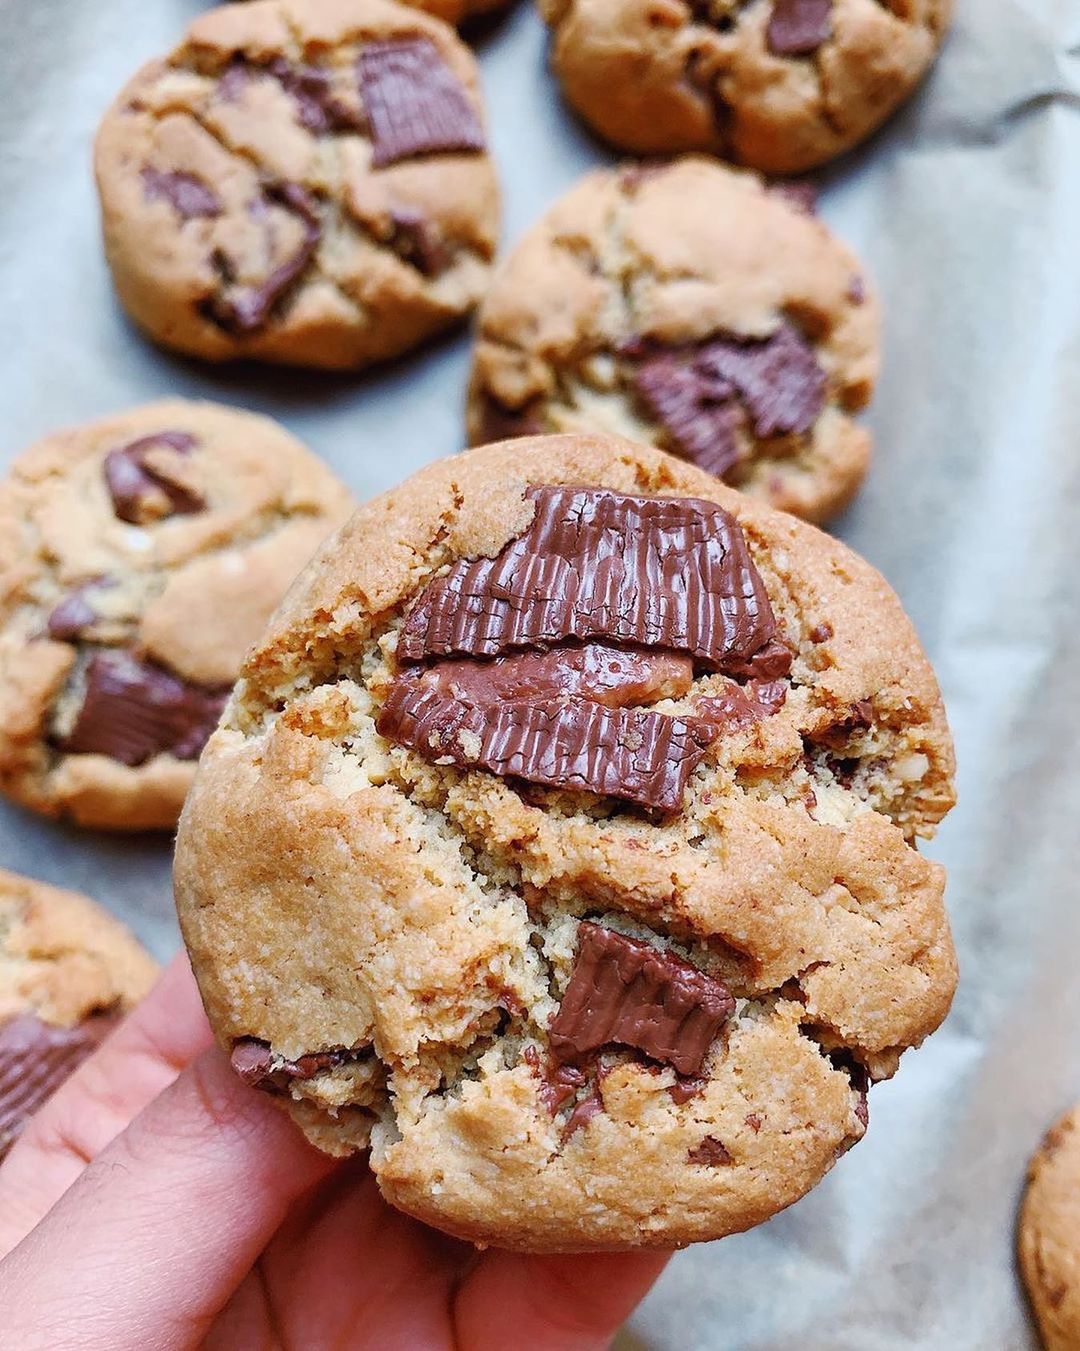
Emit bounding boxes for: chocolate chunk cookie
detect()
[0,401,351,830]
[1020,1106,1080,1350]
[237,0,513,27]
[0,868,158,1160]
[176,432,957,1251]
[468,160,877,523]
[540,0,951,171]
[94,0,499,369]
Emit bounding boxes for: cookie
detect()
[539,0,951,172]
[468,160,876,523]
[236,0,513,28]
[94,0,499,370]
[175,432,957,1252]
[0,867,158,1160]
[1020,1106,1080,1350]
[0,400,351,831]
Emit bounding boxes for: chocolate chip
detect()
[475,395,544,444]
[230,1037,352,1093]
[46,579,114,641]
[668,1073,707,1104]
[377,670,720,811]
[267,58,365,136]
[687,1135,733,1165]
[0,1011,117,1159]
[141,168,222,221]
[809,620,833,643]
[549,923,734,1076]
[767,0,832,55]
[58,650,227,767]
[103,430,202,525]
[358,38,485,169]
[695,676,787,731]
[524,1046,590,1114]
[768,181,818,216]
[745,1112,762,1132]
[563,1087,605,1139]
[399,485,782,674]
[389,206,451,276]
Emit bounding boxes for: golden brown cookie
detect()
[468,159,877,523]
[1020,1106,1080,1350]
[0,400,352,831]
[95,0,500,369]
[0,867,158,1160]
[175,432,957,1252]
[237,0,513,27]
[540,0,952,172]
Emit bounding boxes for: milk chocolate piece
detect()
[378,671,719,811]
[358,38,485,168]
[141,168,222,220]
[399,485,780,672]
[634,354,744,478]
[230,1037,351,1093]
[389,207,450,276]
[687,1135,733,1165]
[549,923,734,1076]
[0,1011,117,1159]
[476,395,544,444]
[696,677,787,731]
[523,1046,589,1114]
[46,579,115,642]
[563,1088,605,1139]
[267,58,364,135]
[59,650,227,767]
[104,430,202,525]
[767,0,832,55]
[768,181,818,216]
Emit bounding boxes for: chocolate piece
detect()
[399,485,781,673]
[0,1012,116,1158]
[768,181,818,216]
[523,1047,589,1114]
[668,1073,707,1105]
[847,275,866,305]
[358,38,485,169]
[389,207,451,276]
[563,1088,604,1139]
[141,168,222,221]
[46,579,115,641]
[549,923,734,1076]
[411,644,694,711]
[104,430,202,525]
[379,670,719,811]
[696,677,787,731]
[634,353,745,479]
[267,58,364,135]
[723,637,793,682]
[230,1037,351,1093]
[687,1135,733,1166]
[809,620,833,643]
[203,183,321,334]
[476,395,544,444]
[59,650,227,767]
[767,0,832,55]
[745,1112,763,1132]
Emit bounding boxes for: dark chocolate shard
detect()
[59,650,227,767]
[103,430,202,525]
[549,923,734,1076]
[378,670,719,811]
[412,643,694,711]
[141,168,222,221]
[695,677,787,731]
[203,182,322,334]
[687,1135,733,1166]
[267,58,365,135]
[358,38,485,169]
[399,485,781,673]
[46,579,115,642]
[230,1037,354,1093]
[0,1011,117,1159]
[767,0,832,56]
[389,206,451,276]
[768,180,818,216]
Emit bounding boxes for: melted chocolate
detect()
[695,677,787,731]
[141,168,222,221]
[230,1037,354,1093]
[358,38,486,168]
[103,430,202,525]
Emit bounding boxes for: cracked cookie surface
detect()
[0,400,351,830]
[175,432,956,1251]
[94,0,499,369]
[468,159,877,523]
[540,0,951,172]
[1020,1106,1080,1351]
[0,867,158,1159]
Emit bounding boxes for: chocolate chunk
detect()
[723,636,793,682]
[634,352,744,479]
[809,620,833,643]
[141,168,222,221]
[768,181,818,216]
[476,395,544,444]
[767,0,832,55]
[46,579,115,642]
[847,274,866,305]
[668,1073,707,1105]
[59,650,227,767]
[230,1037,351,1093]
[549,923,734,1076]
[358,38,485,169]
[745,1112,762,1132]
[411,644,694,711]
[104,430,202,525]
[0,1012,116,1158]
[696,677,787,731]
[378,670,719,811]
[203,182,321,334]
[399,485,781,673]
[267,58,364,135]
[389,206,451,276]
[523,1047,590,1114]
[563,1087,605,1139]
[687,1135,733,1166]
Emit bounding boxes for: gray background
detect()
[2,0,1079,1344]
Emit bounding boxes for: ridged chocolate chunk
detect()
[104,430,202,525]
[59,650,227,767]
[358,38,485,169]
[0,1012,116,1158]
[399,486,780,671]
[141,168,222,221]
[266,58,364,135]
[767,0,833,56]
[377,670,719,811]
[696,677,787,730]
[230,1038,353,1093]
[549,923,734,1076]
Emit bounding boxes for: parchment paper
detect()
[2,0,1079,1343]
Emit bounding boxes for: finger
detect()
[456,1248,670,1351]
[0,952,212,1257]
[0,1045,337,1351]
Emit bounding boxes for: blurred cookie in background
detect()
[95,0,499,369]
[468,159,877,523]
[1020,1106,1080,1350]
[0,867,158,1161]
[0,400,351,830]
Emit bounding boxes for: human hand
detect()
[0,955,668,1350]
